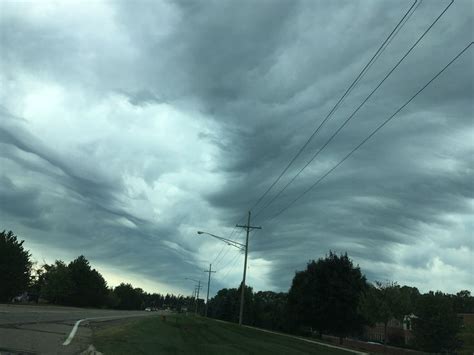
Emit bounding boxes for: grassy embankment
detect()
[93,314,355,355]
[459,324,474,355]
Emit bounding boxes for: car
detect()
[12,292,39,304]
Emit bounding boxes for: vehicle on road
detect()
[11,292,39,304]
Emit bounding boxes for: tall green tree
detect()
[453,290,474,313]
[39,261,74,304]
[208,287,241,322]
[253,291,287,331]
[413,291,461,352]
[207,284,254,323]
[0,230,32,302]
[113,283,144,310]
[373,282,403,345]
[358,283,381,326]
[68,255,108,307]
[287,252,366,343]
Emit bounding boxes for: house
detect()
[364,315,416,345]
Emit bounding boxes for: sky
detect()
[0,0,472,297]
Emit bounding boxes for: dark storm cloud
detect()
[0,175,44,219]
[0,114,120,206]
[171,0,473,291]
[0,110,199,285]
[1,0,472,294]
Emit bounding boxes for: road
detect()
[0,303,158,354]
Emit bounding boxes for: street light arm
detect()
[197,231,246,250]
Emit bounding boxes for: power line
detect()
[264,42,473,223]
[248,0,420,214]
[216,232,250,273]
[213,229,245,268]
[211,226,238,265]
[253,0,453,221]
[217,228,260,283]
[362,0,424,80]
[210,214,246,267]
[209,0,420,289]
[219,250,242,280]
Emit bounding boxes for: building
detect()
[364,315,416,345]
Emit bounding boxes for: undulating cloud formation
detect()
[1,0,472,296]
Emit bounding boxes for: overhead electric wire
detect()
[211,244,227,266]
[211,225,239,265]
[216,228,259,280]
[220,250,242,280]
[213,229,245,268]
[248,0,420,214]
[361,0,423,79]
[214,0,419,286]
[263,41,473,223]
[213,0,420,288]
[208,212,246,268]
[253,0,453,221]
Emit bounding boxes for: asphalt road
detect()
[0,304,158,354]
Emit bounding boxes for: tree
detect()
[39,261,74,304]
[113,283,144,310]
[413,291,461,352]
[453,290,474,313]
[287,252,366,343]
[208,287,241,322]
[237,283,255,324]
[253,291,288,331]
[68,255,108,307]
[207,284,255,323]
[0,230,32,302]
[358,283,381,326]
[373,282,403,345]
[399,285,419,318]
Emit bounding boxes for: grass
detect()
[459,324,474,355]
[93,314,355,355]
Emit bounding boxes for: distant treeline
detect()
[0,230,193,310]
[1,230,473,353]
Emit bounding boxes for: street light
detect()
[197,230,246,322]
[197,231,246,251]
[197,212,261,326]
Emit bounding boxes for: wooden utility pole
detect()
[194,281,202,315]
[204,264,216,317]
[236,211,261,325]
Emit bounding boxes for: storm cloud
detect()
[0,0,472,296]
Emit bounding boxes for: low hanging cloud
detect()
[0,0,472,296]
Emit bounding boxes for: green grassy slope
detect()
[459,324,474,355]
[93,314,354,355]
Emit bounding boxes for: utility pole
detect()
[190,289,195,313]
[194,280,202,315]
[204,264,216,317]
[236,211,261,326]
[186,277,203,316]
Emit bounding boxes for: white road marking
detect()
[63,313,155,346]
[63,319,84,345]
